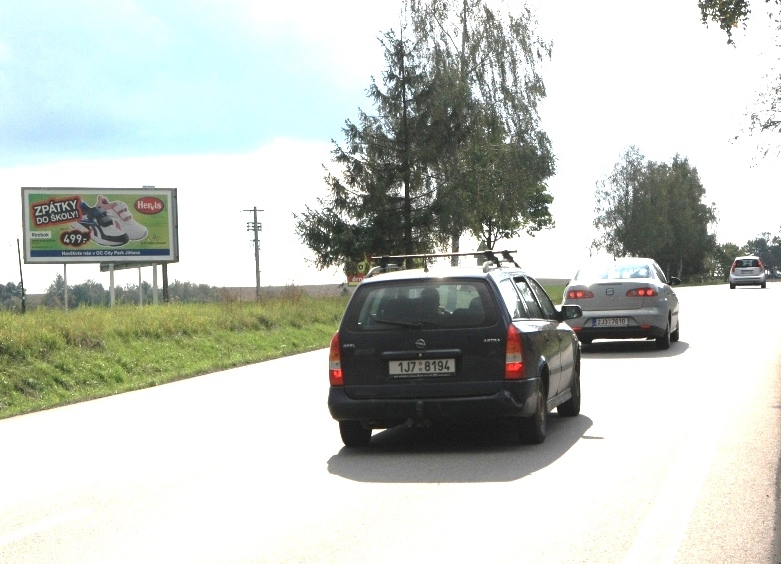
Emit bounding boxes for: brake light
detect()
[567,289,594,299]
[505,325,525,380]
[758,259,764,268]
[329,332,343,386]
[626,288,657,297]
[731,262,737,273]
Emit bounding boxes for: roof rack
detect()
[368,250,519,275]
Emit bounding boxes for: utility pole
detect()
[244,207,263,300]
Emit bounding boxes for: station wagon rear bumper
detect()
[328,379,541,428]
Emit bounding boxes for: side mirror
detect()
[669,276,681,286]
[559,304,583,321]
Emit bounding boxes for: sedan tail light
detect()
[626,288,658,297]
[566,289,595,299]
[505,325,525,380]
[329,332,343,386]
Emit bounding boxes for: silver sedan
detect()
[562,257,681,349]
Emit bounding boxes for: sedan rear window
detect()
[575,263,652,280]
[343,280,499,331]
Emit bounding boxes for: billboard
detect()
[22,188,178,264]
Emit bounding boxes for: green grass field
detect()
[0,283,567,420]
[0,295,349,419]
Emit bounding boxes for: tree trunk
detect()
[450,232,460,265]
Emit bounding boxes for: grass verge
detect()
[0,283,568,420]
[0,295,348,419]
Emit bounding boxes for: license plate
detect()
[741,270,753,275]
[593,318,628,327]
[389,358,455,377]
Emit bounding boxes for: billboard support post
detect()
[63,264,68,311]
[109,264,115,307]
[153,264,159,305]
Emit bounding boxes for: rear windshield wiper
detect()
[370,314,423,328]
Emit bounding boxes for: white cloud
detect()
[241,1,400,85]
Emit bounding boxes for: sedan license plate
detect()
[593,317,628,327]
[389,358,455,378]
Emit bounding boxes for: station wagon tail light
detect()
[566,289,594,299]
[505,325,525,380]
[626,288,657,297]
[329,332,343,386]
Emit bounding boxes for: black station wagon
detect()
[327,251,584,447]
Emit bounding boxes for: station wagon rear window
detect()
[344,280,499,331]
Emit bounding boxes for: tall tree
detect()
[593,148,717,279]
[295,27,437,271]
[469,114,554,248]
[698,0,755,44]
[43,274,71,309]
[592,146,646,258]
[408,0,555,257]
[743,231,781,271]
[0,282,23,311]
[657,156,717,277]
[622,160,674,260]
[712,242,743,278]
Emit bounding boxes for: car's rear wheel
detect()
[761,282,767,288]
[339,421,372,448]
[557,359,581,417]
[656,321,671,350]
[730,283,735,289]
[519,386,547,444]
[671,321,680,343]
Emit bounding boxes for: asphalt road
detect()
[1,283,779,563]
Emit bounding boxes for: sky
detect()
[2,0,780,294]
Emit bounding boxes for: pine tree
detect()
[295,27,438,270]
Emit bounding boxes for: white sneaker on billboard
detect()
[96,196,149,241]
[69,222,90,234]
[76,201,129,246]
